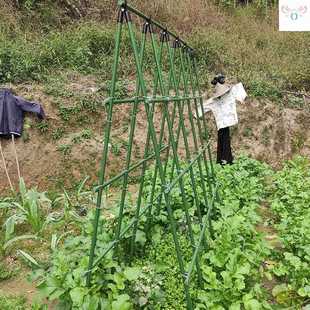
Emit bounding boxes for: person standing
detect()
[197,74,247,165]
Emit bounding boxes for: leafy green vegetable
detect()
[269,157,310,308]
[2,155,308,309]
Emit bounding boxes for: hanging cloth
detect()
[0,88,45,137]
[0,88,45,191]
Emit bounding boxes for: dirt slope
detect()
[1,78,310,193]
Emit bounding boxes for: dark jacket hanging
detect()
[217,127,233,165]
[0,88,45,137]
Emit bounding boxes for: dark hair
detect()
[211,74,226,85]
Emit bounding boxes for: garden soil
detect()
[1,83,310,193]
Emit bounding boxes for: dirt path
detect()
[257,202,282,250]
[0,274,36,301]
[256,202,282,306]
[0,271,56,309]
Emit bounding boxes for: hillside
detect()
[0,1,309,192]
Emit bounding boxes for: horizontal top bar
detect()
[106,95,202,105]
[117,0,194,52]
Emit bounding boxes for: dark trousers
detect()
[217,127,233,165]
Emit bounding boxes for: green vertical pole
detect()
[131,34,164,253]
[150,33,203,287]
[167,45,208,249]
[145,39,170,233]
[115,26,147,243]
[86,19,123,286]
[192,58,216,181]
[191,57,220,206]
[126,16,193,309]
[165,42,186,184]
[155,44,191,219]
[178,48,213,241]
[186,54,213,195]
[185,55,215,235]
[148,36,178,221]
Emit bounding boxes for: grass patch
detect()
[0,262,15,281]
[0,294,28,310]
[1,6,309,102]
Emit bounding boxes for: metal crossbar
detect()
[86,1,219,308]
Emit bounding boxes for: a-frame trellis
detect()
[87,1,219,308]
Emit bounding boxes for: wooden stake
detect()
[11,134,21,181]
[0,140,14,192]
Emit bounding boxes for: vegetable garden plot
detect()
[86,1,219,309]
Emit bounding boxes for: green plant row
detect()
[1,156,309,309]
[268,157,310,308]
[27,157,275,309]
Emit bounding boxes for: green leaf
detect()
[234,278,245,291]
[112,294,132,310]
[244,299,261,310]
[51,234,57,251]
[17,250,41,268]
[82,295,99,310]
[297,285,310,297]
[49,288,66,300]
[135,230,146,246]
[124,267,141,281]
[221,271,232,288]
[272,284,292,304]
[37,278,64,300]
[113,273,125,290]
[272,284,288,297]
[4,216,15,241]
[229,303,241,310]
[264,272,273,281]
[19,177,27,199]
[4,235,39,251]
[70,287,87,306]
[236,263,250,275]
[77,176,90,196]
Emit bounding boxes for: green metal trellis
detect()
[87,1,219,308]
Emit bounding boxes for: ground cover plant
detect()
[268,157,310,308]
[35,157,275,309]
[0,294,29,310]
[0,156,309,308]
[0,2,309,97]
